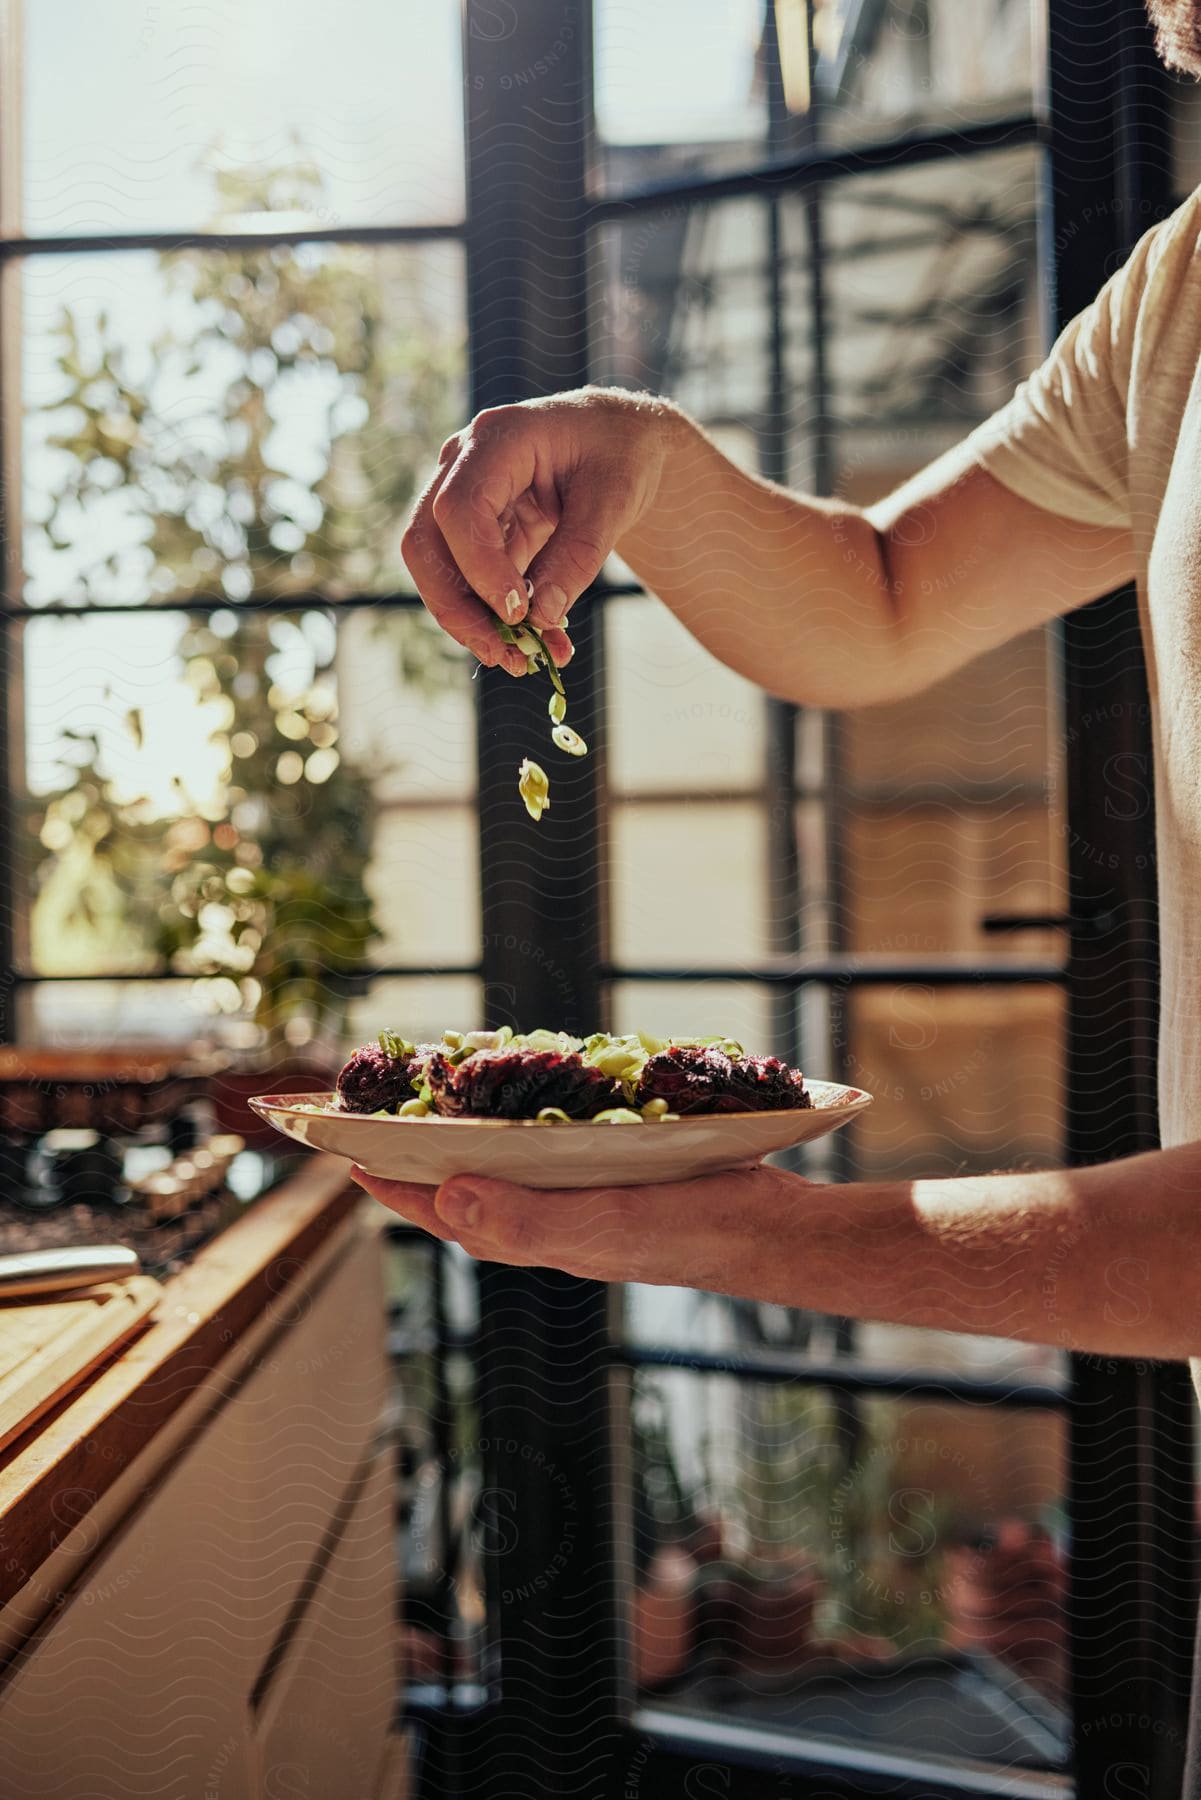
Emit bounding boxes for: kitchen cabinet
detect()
[0,1157,402,1800]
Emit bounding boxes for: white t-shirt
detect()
[960,191,1201,1158]
[952,192,1201,1447]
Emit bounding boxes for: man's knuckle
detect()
[430,483,458,531]
[471,405,515,440]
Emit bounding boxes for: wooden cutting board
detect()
[0,1277,161,1455]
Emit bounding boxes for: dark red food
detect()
[635,1046,812,1115]
[426,1048,620,1120]
[336,1041,433,1114]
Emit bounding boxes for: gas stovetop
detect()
[0,1125,300,1277]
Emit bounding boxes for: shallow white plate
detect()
[249,1081,873,1190]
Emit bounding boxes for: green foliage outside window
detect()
[27,158,464,1051]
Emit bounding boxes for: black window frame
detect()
[0,4,1195,1797]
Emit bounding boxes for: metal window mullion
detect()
[616,1342,1067,1411]
[758,4,807,1092]
[0,221,464,259]
[0,592,428,620]
[587,114,1045,224]
[461,6,623,1798]
[600,959,1066,986]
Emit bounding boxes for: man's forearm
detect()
[616,410,907,708]
[691,1149,1197,1362]
[355,1139,1201,1364]
[616,405,1133,711]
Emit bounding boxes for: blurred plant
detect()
[733,1388,962,1650]
[27,153,465,1051]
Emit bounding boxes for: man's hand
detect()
[350,1161,787,1293]
[400,388,678,673]
[401,387,1133,709]
[354,1137,1201,1363]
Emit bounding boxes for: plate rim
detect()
[248,1081,874,1128]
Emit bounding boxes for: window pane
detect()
[608,981,773,1049]
[810,0,1036,149]
[606,597,766,795]
[624,1283,1065,1391]
[813,146,1041,490]
[366,807,480,970]
[630,1369,1067,1767]
[338,611,477,805]
[591,2,1036,197]
[20,610,474,1060]
[337,605,479,964]
[845,985,1066,1179]
[22,0,464,233]
[346,976,483,1048]
[589,197,772,436]
[591,0,768,196]
[609,804,771,966]
[19,977,234,1048]
[840,631,1065,958]
[22,242,465,606]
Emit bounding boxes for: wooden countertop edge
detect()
[0,1153,363,1608]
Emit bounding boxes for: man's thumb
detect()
[526,469,628,626]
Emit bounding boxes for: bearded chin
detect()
[1147,0,1201,73]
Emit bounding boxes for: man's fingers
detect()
[429,1163,779,1287]
[431,429,539,622]
[433,1174,637,1274]
[350,1166,459,1241]
[501,488,559,574]
[526,461,629,627]
[402,466,506,666]
[539,625,574,669]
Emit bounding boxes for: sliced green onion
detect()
[592,1107,646,1125]
[397,1098,430,1117]
[549,691,567,725]
[536,1106,572,1123]
[640,1098,670,1119]
[552,724,588,757]
[518,758,551,823]
[592,1044,643,1078]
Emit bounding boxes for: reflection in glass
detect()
[387,1241,485,1692]
[591,1,1035,196]
[631,1371,1068,1770]
[590,199,770,430]
[812,147,1041,493]
[804,0,1034,148]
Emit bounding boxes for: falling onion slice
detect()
[496,616,587,820]
[518,758,550,822]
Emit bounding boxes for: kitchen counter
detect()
[0,1154,407,1800]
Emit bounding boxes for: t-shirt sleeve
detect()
[959,220,1169,532]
